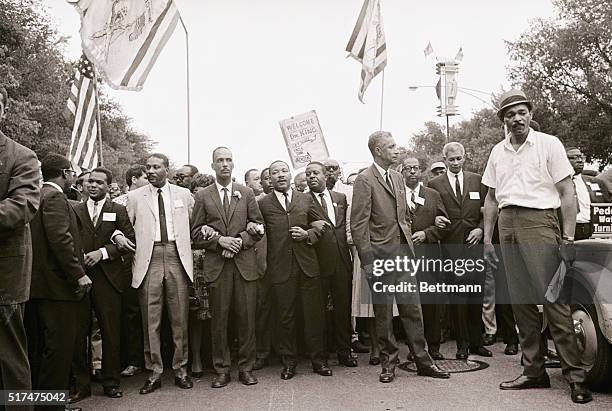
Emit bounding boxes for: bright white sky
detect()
[47,0,556,180]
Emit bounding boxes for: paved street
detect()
[80,341,611,410]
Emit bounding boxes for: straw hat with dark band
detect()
[497,89,533,120]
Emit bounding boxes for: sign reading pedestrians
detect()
[279,110,329,169]
[591,203,612,237]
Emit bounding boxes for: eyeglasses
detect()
[325,165,339,171]
[62,169,77,177]
[403,166,420,171]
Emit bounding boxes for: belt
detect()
[500,205,554,211]
[154,241,176,246]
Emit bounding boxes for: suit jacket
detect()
[30,184,86,301]
[74,200,135,292]
[310,190,352,275]
[0,132,40,304]
[191,182,263,283]
[127,183,194,288]
[258,190,324,284]
[409,185,447,244]
[582,174,610,203]
[350,164,415,267]
[428,171,486,245]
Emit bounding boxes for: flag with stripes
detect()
[69,0,180,91]
[64,54,99,172]
[346,0,387,103]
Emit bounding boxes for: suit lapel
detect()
[94,200,111,231]
[371,165,395,198]
[76,202,94,232]
[143,187,157,217]
[461,173,470,203]
[227,184,239,222]
[270,192,286,213]
[311,191,332,225]
[441,174,461,206]
[209,186,228,225]
[287,190,298,213]
[330,191,341,228]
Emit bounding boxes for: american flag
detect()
[64,54,99,172]
[346,0,387,103]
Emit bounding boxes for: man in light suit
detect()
[351,131,449,383]
[191,147,263,388]
[428,142,491,360]
[126,153,195,394]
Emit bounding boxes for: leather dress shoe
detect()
[238,371,258,386]
[429,351,444,360]
[379,367,395,383]
[68,389,91,404]
[338,355,358,367]
[280,365,296,380]
[313,364,333,376]
[351,340,370,353]
[570,383,593,404]
[417,364,450,379]
[456,348,468,360]
[211,373,230,388]
[369,356,380,366]
[471,347,493,357]
[121,365,143,377]
[175,375,193,389]
[504,344,519,355]
[103,386,123,398]
[253,357,268,370]
[483,333,496,346]
[406,351,415,362]
[500,374,551,390]
[139,379,161,395]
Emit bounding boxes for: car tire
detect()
[570,303,612,392]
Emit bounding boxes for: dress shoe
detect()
[67,389,91,404]
[191,370,204,378]
[139,379,161,395]
[456,348,468,360]
[429,351,444,360]
[406,351,415,362]
[417,364,450,379]
[369,356,380,366]
[483,333,496,346]
[121,365,143,377]
[103,386,123,398]
[238,371,258,386]
[211,373,231,388]
[570,383,593,404]
[471,347,493,357]
[351,340,370,353]
[174,375,193,389]
[504,344,519,355]
[338,355,358,367]
[312,364,333,376]
[379,367,395,383]
[499,374,551,390]
[280,365,296,380]
[253,358,268,370]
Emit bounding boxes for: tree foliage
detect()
[0,0,155,186]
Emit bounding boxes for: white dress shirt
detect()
[86,197,109,260]
[215,181,233,205]
[315,189,336,226]
[43,181,63,193]
[274,188,293,210]
[373,162,389,184]
[405,182,422,210]
[150,183,176,242]
[446,170,464,197]
[573,174,591,223]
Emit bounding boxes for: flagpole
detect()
[379,69,385,130]
[92,70,104,166]
[179,15,191,164]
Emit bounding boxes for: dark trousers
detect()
[255,275,274,361]
[491,246,518,345]
[415,246,443,353]
[421,304,442,352]
[499,207,585,383]
[449,293,484,351]
[271,258,326,367]
[71,296,91,393]
[208,260,257,374]
[120,257,143,368]
[0,303,31,411]
[320,259,352,358]
[574,223,592,241]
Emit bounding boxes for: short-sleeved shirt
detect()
[481,129,573,209]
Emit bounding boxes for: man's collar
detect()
[87,197,106,206]
[215,180,232,192]
[274,188,292,196]
[43,181,63,193]
[505,128,536,149]
[406,182,422,193]
[373,162,387,177]
[447,169,463,179]
[149,181,168,193]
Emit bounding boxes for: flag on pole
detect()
[424,41,434,57]
[64,54,99,172]
[455,47,464,62]
[68,0,181,91]
[346,0,387,103]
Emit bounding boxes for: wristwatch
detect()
[562,235,575,242]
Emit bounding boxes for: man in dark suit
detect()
[258,160,331,380]
[72,168,135,399]
[401,157,447,360]
[351,131,449,383]
[191,147,263,388]
[27,153,92,403]
[428,142,491,360]
[305,161,356,367]
[0,87,40,401]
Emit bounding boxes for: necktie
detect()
[92,201,99,226]
[157,188,168,243]
[409,191,416,211]
[319,193,330,219]
[283,192,289,211]
[385,172,394,195]
[222,187,230,218]
[454,174,462,202]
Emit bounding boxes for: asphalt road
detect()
[79,341,611,410]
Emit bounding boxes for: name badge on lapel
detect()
[469,191,480,200]
[174,199,184,208]
[102,212,116,222]
[414,196,425,206]
[589,183,601,191]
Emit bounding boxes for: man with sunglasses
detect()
[174,164,199,189]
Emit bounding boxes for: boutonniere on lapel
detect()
[233,190,242,200]
[333,202,338,208]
